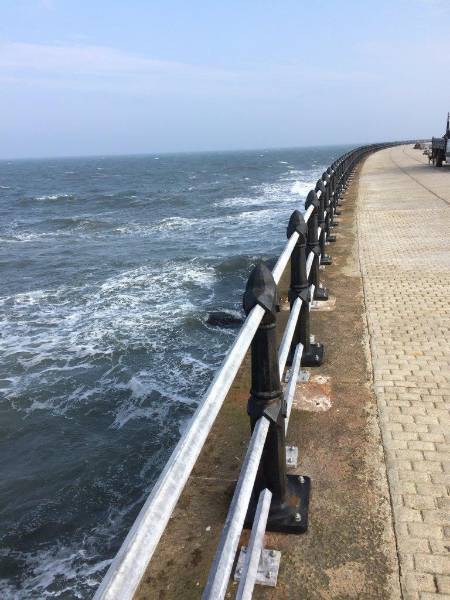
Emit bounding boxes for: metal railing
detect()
[94,141,409,600]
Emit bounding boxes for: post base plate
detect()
[314,286,329,301]
[245,476,310,534]
[301,343,324,367]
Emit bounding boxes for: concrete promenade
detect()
[358,145,450,599]
[134,146,448,600]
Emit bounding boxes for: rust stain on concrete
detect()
[292,378,332,413]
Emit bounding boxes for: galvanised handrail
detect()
[94,140,411,600]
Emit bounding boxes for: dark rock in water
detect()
[207,311,244,328]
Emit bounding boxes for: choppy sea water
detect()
[0,145,350,598]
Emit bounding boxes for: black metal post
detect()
[333,162,343,207]
[337,160,343,199]
[243,262,309,533]
[305,190,328,301]
[327,166,334,192]
[326,166,335,212]
[329,165,342,216]
[322,172,337,240]
[322,172,332,231]
[315,180,332,265]
[335,171,340,202]
[287,211,324,367]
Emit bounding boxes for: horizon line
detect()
[0,138,413,162]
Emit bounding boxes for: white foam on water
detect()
[153,216,196,232]
[231,208,282,224]
[35,194,72,201]
[213,196,262,208]
[291,180,314,195]
[0,545,113,599]
[180,353,216,374]
[112,404,161,429]
[0,260,217,421]
[112,372,197,429]
[214,165,321,212]
[2,230,64,242]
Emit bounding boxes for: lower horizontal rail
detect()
[306,253,314,278]
[278,296,302,379]
[310,284,315,308]
[202,417,270,600]
[284,343,303,433]
[235,489,272,600]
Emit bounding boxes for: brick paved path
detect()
[358,145,450,599]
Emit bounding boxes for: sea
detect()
[0,145,351,598]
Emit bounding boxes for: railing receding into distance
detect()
[94,140,411,600]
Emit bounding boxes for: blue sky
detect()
[1,0,449,158]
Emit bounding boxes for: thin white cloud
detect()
[409,0,450,12]
[0,41,237,81]
[38,0,54,7]
[0,41,377,100]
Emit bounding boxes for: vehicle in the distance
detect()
[431,113,450,167]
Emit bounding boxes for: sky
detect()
[1,0,449,159]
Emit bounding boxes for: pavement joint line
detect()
[388,149,450,207]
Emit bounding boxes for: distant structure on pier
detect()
[430,112,450,167]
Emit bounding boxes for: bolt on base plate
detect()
[320,254,332,266]
[311,294,337,312]
[285,445,298,469]
[297,370,310,382]
[234,547,281,587]
[301,342,324,367]
[327,233,337,243]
